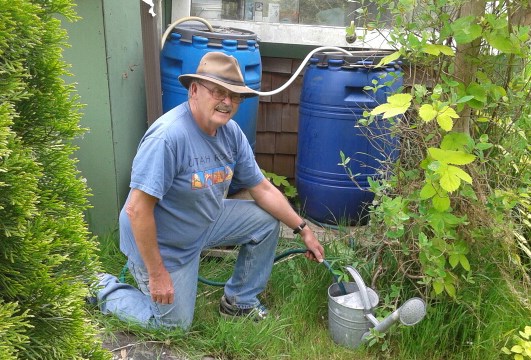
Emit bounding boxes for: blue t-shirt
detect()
[119,102,264,269]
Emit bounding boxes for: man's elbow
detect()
[125,201,141,222]
[125,190,157,222]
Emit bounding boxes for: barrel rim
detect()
[309,50,401,69]
[171,23,258,41]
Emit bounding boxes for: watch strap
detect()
[292,221,307,234]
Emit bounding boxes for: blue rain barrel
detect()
[296,51,402,226]
[160,23,261,150]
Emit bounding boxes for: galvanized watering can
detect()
[328,266,427,349]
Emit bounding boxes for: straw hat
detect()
[179,52,258,98]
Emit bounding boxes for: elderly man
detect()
[93,52,324,330]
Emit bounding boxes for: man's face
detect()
[192,81,242,130]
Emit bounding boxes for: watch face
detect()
[255,2,263,11]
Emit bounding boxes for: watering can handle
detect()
[345,266,372,312]
[161,16,214,49]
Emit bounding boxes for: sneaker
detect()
[219,295,268,321]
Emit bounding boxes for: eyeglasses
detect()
[196,82,245,104]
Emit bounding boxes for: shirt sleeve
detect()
[129,136,177,199]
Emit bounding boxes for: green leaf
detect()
[437,114,454,131]
[445,282,456,297]
[433,281,444,295]
[428,160,441,171]
[485,14,507,30]
[511,345,524,354]
[475,143,493,150]
[441,132,473,151]
[419,104,438,122]
[421,44,440,56]
[284,186,298,198]
[466,83,488,109]
[501,347,512,355]
[438,45,455,56]
[422,44,455,56]
[454,240,469,254]
[375,51,401,67]
[438,164,473,192]
[371,94,412,119]
[432,195,451,211]
[467,83,487,102]
[486,31,520,54]
[428,148,476,165]
[420,182,437,199]
[456,95,474,103]
[451,16,482,44]
[459,255,471,271]
[449,254,459,268]
[439,167,461,192]
[451,165,473,183]
[436,106,459,131]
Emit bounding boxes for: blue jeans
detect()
[96,199,280,330]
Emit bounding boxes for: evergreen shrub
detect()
[0,0,109,358]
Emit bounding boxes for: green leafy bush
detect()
[0,0,109,358]
[502,326,531,359]
[340,0,530,357]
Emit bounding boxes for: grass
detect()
[91,229,530,360]
[92,231,372,359]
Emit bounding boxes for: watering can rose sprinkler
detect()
[327,266,427,349]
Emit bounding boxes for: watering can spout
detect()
[362,297,427,341]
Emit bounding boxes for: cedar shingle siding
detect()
[256,57,304,182]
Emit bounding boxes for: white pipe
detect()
[160,18,353,97]
[255,46,352,97]
[161,16,214,49]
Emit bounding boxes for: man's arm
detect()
[126,188,174,304]
[248,179,325,262]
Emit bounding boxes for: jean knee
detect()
[258,213,280,246]
[254,205,280,232]
[153,302,193,331]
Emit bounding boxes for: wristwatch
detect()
[292,221,307,234]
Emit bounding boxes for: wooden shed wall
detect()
[255,56,305,183]
[255,56,414,184]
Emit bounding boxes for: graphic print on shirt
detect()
[191,163,235,189]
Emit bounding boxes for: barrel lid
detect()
[311,50,400,69]
[171,23,258,47]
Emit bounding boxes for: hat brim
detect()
[179,74,259,98]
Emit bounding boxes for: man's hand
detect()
[149,268,175,304]
[300,228,325,263]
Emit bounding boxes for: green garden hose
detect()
[120,248,347,294]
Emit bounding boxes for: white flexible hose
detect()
[160,17,353,97]
[160,16,214,49]
[255,46,352,96]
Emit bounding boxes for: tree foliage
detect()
[0,0,109,358]
[340,0,530,356]
[350,0,530,297]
